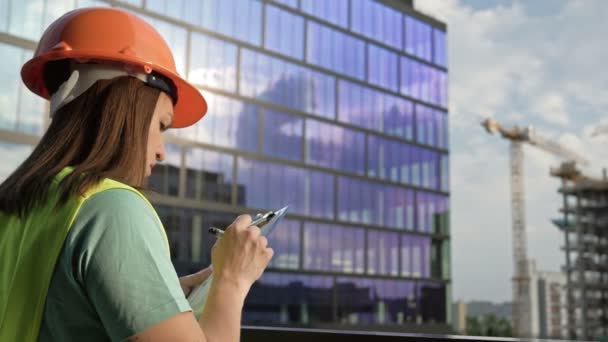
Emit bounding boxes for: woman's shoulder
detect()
[80,188,155,219]
[68,188,162,248]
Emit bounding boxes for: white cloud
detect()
[416,0,608,302]
[531,93,570,127]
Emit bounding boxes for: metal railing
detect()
[241,326,523,342]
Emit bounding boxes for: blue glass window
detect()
[368,136,420,190]
[75,0,108,8]
[0,0,8,32]
[433,29,447,67]
[265,4,304,60]
[401,57,447,108]
[336,277,418,325]
[5,0,45,40]
[368,43,398,92]
[436,110,449,149]
[189,33,238,92]
[240,49,336,119]
[197,0,262,46]
[402,235,431,278]
[305,119,365,175]
[146,0,261,46]
[303,223,365,273]
[238,158,334,219]
[416,104,434,146]
[338,80,414,139]
[417,192,447,234]
[301,0,349,28]
[417,149,439,190]
[269,219,301,269]
[306,21,365,80]
[405,15,432,62]
[367,230,399,276]
[175,92,258,152]
[337,177,413,229]
[0,142,33,182]
[183,147,234,203]
[138,14,188,76]
[262,109,303,162]
[438,71,448,108]
[244,272,334,324]
[148,143,181,196]
[440,154,449,192]
[0,44,46,135]
[351,0,402,50]
[270,0,298,8]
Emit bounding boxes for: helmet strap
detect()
[49,62,147,117]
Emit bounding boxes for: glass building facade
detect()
[0,0,450,332]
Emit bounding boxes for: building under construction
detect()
[551,162,608,341]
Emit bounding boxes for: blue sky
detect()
[415,0,608,302]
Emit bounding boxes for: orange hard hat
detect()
[21,7,207,128]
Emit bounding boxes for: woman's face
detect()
[146,92,174,177]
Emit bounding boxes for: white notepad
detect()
[187,206,289,318]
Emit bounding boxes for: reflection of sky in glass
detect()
[306,21,365,80]
[268,219,300,270]
[351,0,402,50]
[301,0,349,28]
[263,109,303,161]
[405,16,433,61]
[265,5,304,60]
[368,43,398,92]
[367,230,399,276]
[303,222,365,273]
[189,33,238,91]
[238,158,333,219]
[145,0,262,46]
[337,176,416,229]
[164,143,181,167]
[0,43,46,135]
[306,119,365,175]
[402,235,431,278]
[239,48,336,119]
[176,92,258,152]
[401,57,447,108]
[270,0,297,9]
[137,13,188,76]
[0,142,33,182]
[185,147,232,182]
[338,80,415,140]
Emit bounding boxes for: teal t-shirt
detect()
[38,189,192,341]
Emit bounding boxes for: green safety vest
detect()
[0,167,169,341]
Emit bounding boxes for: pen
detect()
[208,211,276,239]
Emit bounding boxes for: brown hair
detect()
[0,61,160,217]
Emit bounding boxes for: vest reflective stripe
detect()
[0,168,169,341]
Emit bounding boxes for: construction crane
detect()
[481,118,588,338]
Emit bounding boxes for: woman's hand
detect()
[210,215,274,299]
[179,266,213,297]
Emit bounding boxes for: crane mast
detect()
[481,118,588,338]
[510,140,531,337]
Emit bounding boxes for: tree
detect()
[466,314,512,337]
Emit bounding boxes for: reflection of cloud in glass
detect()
[164,143,181,167]
[184,147,233,182]
[189,33,238,91]
[239,48,335,119]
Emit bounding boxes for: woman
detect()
[0,7,273,342]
